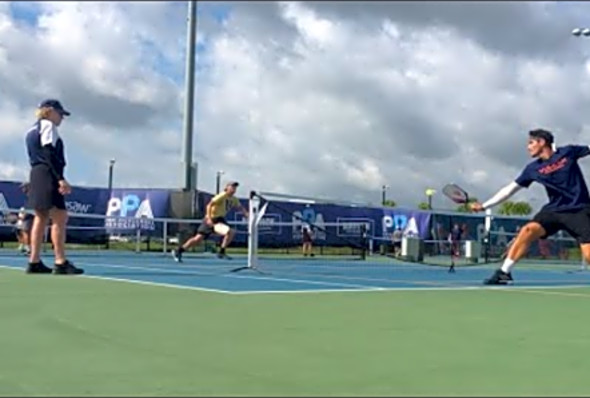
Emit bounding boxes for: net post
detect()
[359,223,368,260]
[247,190,259,269]
[135,225,141,253]
[484,209,492,263]
[163,220,168,255]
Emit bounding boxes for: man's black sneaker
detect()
[53,260,84,275]
[26,261,53,274]
[217,251,232,260]
[172,249,183,263]
[484,269,513,285]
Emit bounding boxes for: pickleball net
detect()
[241,191,371,273]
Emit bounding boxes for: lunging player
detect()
[172,181,248,262]
[471,129,590,285]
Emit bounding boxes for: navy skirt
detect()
[28,164,66,211]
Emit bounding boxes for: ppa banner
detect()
[0,181,109,216]
[105,189,170,233]
[0,181,110,242]
[381,208,431,240]
[229,198,382,247]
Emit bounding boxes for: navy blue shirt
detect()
[515,145,590,212]
[25,119,66,181]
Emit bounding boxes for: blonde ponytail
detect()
[35,107,52,120]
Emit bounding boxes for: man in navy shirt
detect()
[471,129,590,284]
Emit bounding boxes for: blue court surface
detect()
[1,250,590,294]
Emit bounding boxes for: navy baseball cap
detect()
[529,128,554,145]
[39,99,70,116]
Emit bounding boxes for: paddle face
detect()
[442,183,469,204]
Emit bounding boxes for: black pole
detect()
[182,0,197,191]
[216,172,220,194]
[428,195,432,210]
[106,160,115,249]
[108,164,114,192]
[381,185,386,205]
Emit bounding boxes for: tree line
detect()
[382,199,532,216]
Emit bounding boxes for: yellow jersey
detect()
[209,192,240,218]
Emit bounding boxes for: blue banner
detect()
[0,180,563,259]
[0,181,171,241]
[105,189,171,234]
[382,208,431,240]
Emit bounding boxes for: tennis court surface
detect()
[3,250,590,396]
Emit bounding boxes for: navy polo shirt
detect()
[25,119,66,180]
[515,145,590,212]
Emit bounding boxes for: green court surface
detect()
[3,267,590,397]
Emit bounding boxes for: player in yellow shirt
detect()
[172,181,248,262]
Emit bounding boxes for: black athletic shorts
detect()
[28,164,66,211]
[197,217,230,238]
[532,206,590,243]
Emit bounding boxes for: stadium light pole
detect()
[425,188,436,210]
[216,170,225,194]
[108,159,116,195]
[381,184,389,205]
[106,158,116,249]
[182,0,197,192]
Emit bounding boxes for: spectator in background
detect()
[449,223,462,258]
[302,224,314,257]
[16,208,32,255]
[391,226,403,257]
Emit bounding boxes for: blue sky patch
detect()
[8,1,42,28]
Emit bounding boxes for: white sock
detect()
[501,258,515,274]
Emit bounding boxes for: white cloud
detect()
[2,1,590,213]
[0,161,27,181]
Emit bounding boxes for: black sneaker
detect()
[217,250,232,260]
[484,269,513,285]
[26,261,53,274]
[172,249,183,263]
[53,260,84,275]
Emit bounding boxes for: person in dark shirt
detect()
[302,224,314,257]
[15,208,33,255]
[472,129,590,284]
[24,99,83,275]
[448,223,462,258]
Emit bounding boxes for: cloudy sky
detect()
[1,1,590,210]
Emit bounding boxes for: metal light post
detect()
[108,159,116,193]
[216,170,225,194]
[381,184,389,205]
[106,158,116,249]
[182,0,197,191]
[425,188,436,210]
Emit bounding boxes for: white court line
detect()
[0,264,234,295]
[231,284,590,295]
[3,260,383,292]
[4,261,590,296]
[501,288,590,299]
[227,273,385,290]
